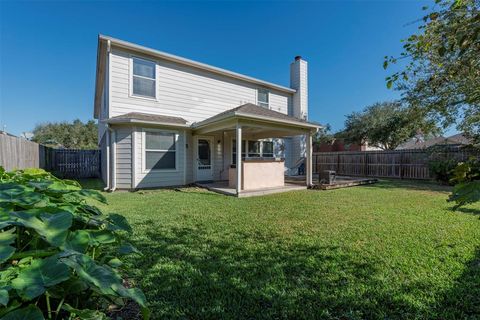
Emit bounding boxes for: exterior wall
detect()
[242,160,284,190]
[115,127,133,189]
[134,127,187,188]
[108,47,291,123]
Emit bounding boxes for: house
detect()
[396,133,472,150]
[94,35,320,195]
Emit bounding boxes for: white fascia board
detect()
[104,118,191,128]
[99,35,297,94]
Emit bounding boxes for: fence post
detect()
[363,152,367,177]
[400,152,404,179]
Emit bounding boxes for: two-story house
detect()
[94,35,319,196]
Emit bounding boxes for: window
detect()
[257,89,269,108]
[262,141,274,158]
[248,141,261,157]
[232,139,275,164]
[132,57,156,98]
[232,139,246,165]
[145,131,176,170]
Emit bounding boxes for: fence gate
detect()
[47,149,101,179]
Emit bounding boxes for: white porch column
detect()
[236,124,242,194]
[306,131,313,187]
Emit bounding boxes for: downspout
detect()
[103,124,110,191]
[110,127,117,192]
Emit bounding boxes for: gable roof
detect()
[106,112,189,127]
[94,35,297,118]
[193,103,321,130]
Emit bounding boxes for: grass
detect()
[84,179,480,319]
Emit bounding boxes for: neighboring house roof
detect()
[94,35,296,118]
[396,133,472,150]
[106,112,189,127]
[193,103,321,130]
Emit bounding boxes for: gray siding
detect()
[135,127,186,188]
[115,128,132,189]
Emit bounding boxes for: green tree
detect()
[385,0,480,142]
[341,101,440,150]
[32,119,98,149]
[313,123,335,145]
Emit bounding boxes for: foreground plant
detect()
[448,156,480,208]
[0,167,148,319]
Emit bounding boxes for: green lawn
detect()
[87,180,480,319]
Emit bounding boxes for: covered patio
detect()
[191,104,320,197]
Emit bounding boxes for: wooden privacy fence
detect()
[0,133,48,171]
[44,149,101,179]
[0,133,100,179]
[313,147,478,180]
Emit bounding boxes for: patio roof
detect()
[192,103,321,135]
[105,112,189,127]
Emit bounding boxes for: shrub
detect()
[0,167,149,319]
[428,159,458,185]
[448,156,480,209]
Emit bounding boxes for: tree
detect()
[341,101,440,150]
[32,119,98,149]
[385,0,480,143]
[313,123,335,145]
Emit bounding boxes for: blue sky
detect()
[0,0,433,137]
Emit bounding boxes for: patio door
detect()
[196,137,213,182]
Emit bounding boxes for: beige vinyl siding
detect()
[135,127,186,188]
[115,127,133,189]
[108,48,291,123]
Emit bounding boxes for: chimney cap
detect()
[294,55,302,61]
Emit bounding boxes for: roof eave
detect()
[193,112,321,132]
[98,34,297,94]
[104,118,190,128]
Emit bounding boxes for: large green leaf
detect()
[1,305,44,320]
[62,304,108,320]
[0,190,47,208]
[63,230,115,253]
[60,253,122,297]
[60,253,148,308]
[10,211,72,247]
[11,256,70,300]
[106,213,132,233]
[0,228,16,263]
[78,189,107,204]
[0,287,9,306]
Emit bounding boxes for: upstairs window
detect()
[257,89,269,108]
[132,57,156,98]
[145,131,176,170]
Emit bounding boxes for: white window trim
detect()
[142,128,179,173]
[129,55,158,101]
[231,138,274,164]
[257,88,269,109]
